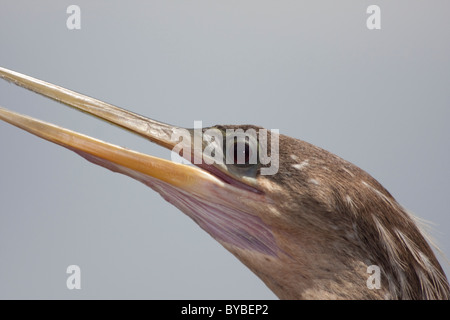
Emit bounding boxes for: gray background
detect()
[0,1,449,299]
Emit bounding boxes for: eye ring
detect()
[225,132,258,167]
[232,137,252,164]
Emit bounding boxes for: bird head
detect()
[0,67,449,299]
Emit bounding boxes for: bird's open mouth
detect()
[0,67,260,197]
[0,67,278,256]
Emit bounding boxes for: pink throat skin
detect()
[75,149,279,256]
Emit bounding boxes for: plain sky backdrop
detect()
[0,1,449,299]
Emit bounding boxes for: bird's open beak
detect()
[0,67,255,202]
[0,66,279,259]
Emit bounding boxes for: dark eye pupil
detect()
[233,140,251,164]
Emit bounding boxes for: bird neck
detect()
[226,235,388,299]
[226,216,450,300]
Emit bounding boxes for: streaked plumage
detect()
[0,67,448,299]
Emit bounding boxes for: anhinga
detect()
[0,67,449,300]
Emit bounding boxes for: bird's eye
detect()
[224,132,258,168]
[232,137,252,165]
